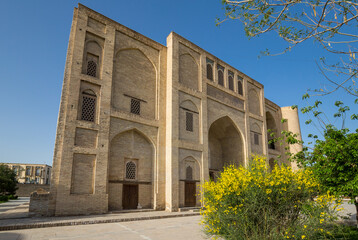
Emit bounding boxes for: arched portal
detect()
[108,129,154,210]
[208,116,244,180]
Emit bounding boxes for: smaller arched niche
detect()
[79,89,97,123]
[179,100,199,142]
[179,54,199,90]
[250,123,263,154]
[228,74,234,91]
[179,156,200,207]
[83,40,102,78]
[248,89,261,115]
[266,112,277,150]
[217,66,224,86]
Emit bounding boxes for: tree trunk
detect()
[355,197,358,228]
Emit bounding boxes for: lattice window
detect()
[186,166,193,180]
[81,90,96,122]
[238,80,243,95]
[207,64,213,80]
[125,161,136,180]
[86,60,97,77]
[186,112,193,132]
[130,98,140,115]
[254,133,259,145]
[218,70,224,86]
[228,75,234,91]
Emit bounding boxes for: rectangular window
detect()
[254,133,259,145]
[35,167,41,176]
[186,112,193,132]
[26,166,31,176]
[81,95,96,122]
[130,98,141,115]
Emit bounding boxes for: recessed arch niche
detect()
[208,116,245,177]
[112,49,156,119]
[108,129,154,210]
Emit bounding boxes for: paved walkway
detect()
[0,197,29,219]
[0,209,200,231]
[0,215,207,240]
[0,197,355,232]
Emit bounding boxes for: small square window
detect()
[186,112,193,132]
[130,99,140,115]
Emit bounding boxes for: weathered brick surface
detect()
[16,184,50,197]
[29,191,49,216]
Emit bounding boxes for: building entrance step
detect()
[178,207,201,213]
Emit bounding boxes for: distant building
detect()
[3,163,52,185]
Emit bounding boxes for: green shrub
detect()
[0,195,9,202]
[201,155,344,240]
[8,194,18,200]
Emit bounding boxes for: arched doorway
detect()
[108,129,154,210]
[179,157,200,207]
[208,116,244,181]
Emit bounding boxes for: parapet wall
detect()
[16,184,50,197]
[29,189,50,216]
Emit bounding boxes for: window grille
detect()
[125,161,136,180]
[254,133,259,145]
[206,64,213,80]
[186,166,193,180]
[81,91,96,122]
[218,70,224,86]
[238,80,243,95]
[186,112,193,132]
[86,60,97,77]
[130,98,141,115]
[228,75,234,90]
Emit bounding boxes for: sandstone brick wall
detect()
[16,184,50,197]
[29,191,49,216]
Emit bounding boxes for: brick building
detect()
[34,4,302,216]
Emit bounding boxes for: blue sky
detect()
[0,1,356,165]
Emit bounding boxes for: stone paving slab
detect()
[0,210,200,231]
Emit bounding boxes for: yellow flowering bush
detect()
[201,155,342,240]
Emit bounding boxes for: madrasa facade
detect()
[38,4,302,216]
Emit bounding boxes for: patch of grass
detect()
[312,224,358,240]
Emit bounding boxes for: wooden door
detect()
[185,182,196,207]
[122,184,138,209]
